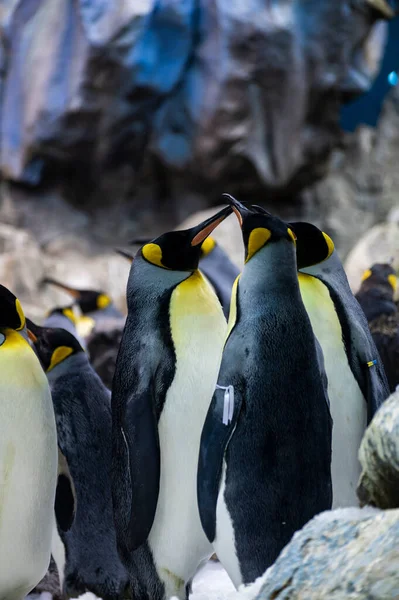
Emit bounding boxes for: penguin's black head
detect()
[46,305,77,325]
[288,222,335,269]
[139,206,232,272]
[0,284,26,331]
[359,263,397,295]
[42,278,112,314]
[26,319,84,373]
[225,195,296,263]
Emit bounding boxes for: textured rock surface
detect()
[358,389,399,509]
[248,507,399,600]
[0,1,393,226]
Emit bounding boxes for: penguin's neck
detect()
[47,351,89,382]
[127,258,195,305]
[241,242,299,300]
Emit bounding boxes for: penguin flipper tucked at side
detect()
[55,447,76,532]
[197,383,242,543]
[116,383,160,553]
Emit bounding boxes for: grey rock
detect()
[0,1,393,219]
[251,507,399,600]
[358,389,399,509]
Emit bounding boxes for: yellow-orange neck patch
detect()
[15,298,25,331]
[48,346,73,372]
[97,294,111,309]
[388,274,397,291]
[201,236,216,257]
[361,269,372,283]
[246,228,271,263]
[142,243,166,268]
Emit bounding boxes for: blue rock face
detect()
[0,1,396,208]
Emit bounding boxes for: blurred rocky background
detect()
[0,0,399,318]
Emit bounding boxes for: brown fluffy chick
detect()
[356,263,398,393]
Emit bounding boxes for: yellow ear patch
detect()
[287,228,297,243]
[15,298,26,331]
[62,307,77,324]
[388,274,397,291]
[246,228,271,263]
[322,232,335,258]
[142,243,165,268]
[97,294,111,309]
[48,346,73,372]
[201,236,216,257]
[361,269,372,282]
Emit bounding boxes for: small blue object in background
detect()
[341,16,399,132]
[387,70,398,86]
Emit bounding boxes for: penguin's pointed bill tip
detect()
[191,205,232,247]
[41,277,81,299]
[221,194,250,226]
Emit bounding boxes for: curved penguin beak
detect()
[41,278,82,300]
[190,205,232,247]
[221,194,251,227]
[115,249,134,263]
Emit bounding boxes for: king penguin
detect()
[41,278,124,337]
[43,304,87,350]
[356,263,399,393]
[0,286,58,600]
[111,206,232,600]
[287,220,390,508]
[27,320,130,600]
[197,196,332,588]
[119,236,240,318]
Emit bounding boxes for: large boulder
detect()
[0,1,394,228]
[239,508,399,600]
[357,388,399,509]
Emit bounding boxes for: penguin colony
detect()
[0,195,389,600]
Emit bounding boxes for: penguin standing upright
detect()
[355,263,399,393]
[0,286,58,600]
[287,221,389,508]
[27,321,130,600]
[112,207,232,600]
[197,197,332,588]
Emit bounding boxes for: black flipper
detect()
[197,384,242,542]
[112,376,160,554]
[55,447,76,532]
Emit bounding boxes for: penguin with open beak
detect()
[0,286,58,600]
[197,196,332,588]
[112,206,232,600]
[118,234,239,319]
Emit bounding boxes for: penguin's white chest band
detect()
[216,384,234,425]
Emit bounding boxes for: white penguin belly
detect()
[299,274,367,508]
[148,271,227,599]
[213,461,242,589]
[0,342,58,599]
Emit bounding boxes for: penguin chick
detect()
[197,196,332,588]
[356,264,399,393]
[0,286,58,600]
[27,321,130,600]
[112,206,232,600]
